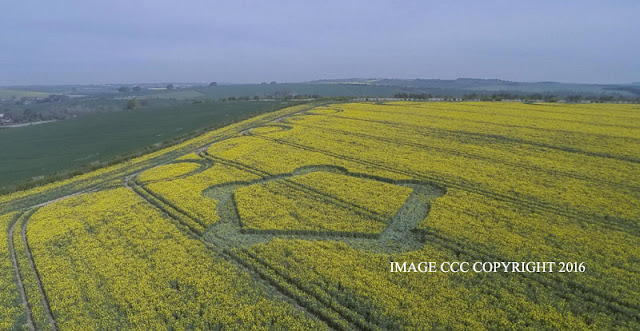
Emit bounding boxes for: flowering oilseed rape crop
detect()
[0,212,25,330]
[138,162,202,183]
[0,101,638,329]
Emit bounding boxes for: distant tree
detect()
[209,82,218,87]
[566,95,583,103]
[166,84,175,89]
[599,94,614,102]
[464,93,479,100]
[126,98,139,110]
[274,89,292,97]
[260,82,267,85]
[118,86,130,93]
[270,81,277,85]
[23,109,37,121]
[253,95,260,100]
[132,86,142,92]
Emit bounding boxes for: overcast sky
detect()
[1,0,638,85]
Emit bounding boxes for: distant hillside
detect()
[306,78,640,97]
[0,89,50,98]
[3,79,637,127]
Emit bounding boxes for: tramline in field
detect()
[1,101,639,329]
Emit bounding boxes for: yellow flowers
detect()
[0,212,24,330]
[12,210,52,330]
[235,171,411,234]
[205,101,640,328]
[26,188,322,329]
[236,180,384,233]
[145,163,260,227]
[1,101,639,329]
[243,239,591,329]
[290,172,412,219]
[138,162,201,183]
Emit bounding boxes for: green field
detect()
[0,101,290,190]
[0,89,50,98]
[146,84,409,99]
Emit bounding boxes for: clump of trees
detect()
[126,98,139,110]
[220,93,321,102]
[36,94,71,103]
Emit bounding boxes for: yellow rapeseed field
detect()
[1,102,639,329]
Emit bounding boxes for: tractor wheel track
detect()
[252,134,640,237]
[7,212,35,331]
[6,189,96,331]
[126,172,373,330]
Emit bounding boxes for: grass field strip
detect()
[0,103,320,215]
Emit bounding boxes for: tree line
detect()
[393,92,640,103]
